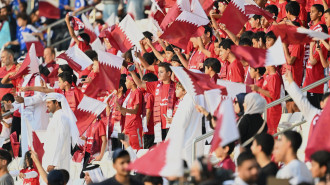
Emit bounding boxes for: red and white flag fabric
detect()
[74,96,107,135]
[160,10,209,49]
[10,44,39,79]
[105,13,119,27]
[170,67,228,97]
[57,45,93,73]
[128,106,185,176]
[10,132,20,159]
[22,32,45,57]
[104,15,144,53]
[81,14,98,43]
[91,38,106,52]
[271,24,330,44]
[210,99,240,153]
[38,0,60,19]
[305,99,330,160]
[26,121,44,165]
[231,37,286,68]
[84,50,123,98]
[70,14,85,31]
[245,5,274,21]
[218,0,249,35]
[217,80,251,99]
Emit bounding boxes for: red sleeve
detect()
[132,90,141,106]
[74,88,84,102]
[154,65,159,75]
[267,75,281,100]
[146,81,158,95]
[290,45,301,58]
[98,121,106,137]
[145,94,154,109]
[231,61,244,83]
[312,45,327,62]
[54,88,62,93]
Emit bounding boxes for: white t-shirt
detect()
[0,117,12,143]
[276,159,313,185]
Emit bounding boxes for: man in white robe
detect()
[42,93,79,173]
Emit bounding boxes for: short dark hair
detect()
[254,133,274,156]
[311,151,330,167]
[312,4,325,15]
[0,149,12,165]
[143,31,153,41]
[113,149,130,163]
[265,31,277,41]
[119,74,127,94]
[325,8,330,15]
[320,24,328,34]
[265,5,279,17]
[224,141,236,155]
[3,48,14,59]
[241,31,254,40]
[237,151,256,167]
[51,100,62,108]
[59,64,73,74]
[252,31,266,44]
[58,71,74,85]
[142,73,158,82]
[283,131,302,154]
[2,93,14,102]
[84,50,98,61]
[252,14,262,20]
[204,58,221,73]
[158,62,172,73]
[143,176,163,185]
[17,13,29,21]
[46,47,56,56]
[285,1,300,16]
[95,19,105,25]
[60,169,70,184]
[165,45,174,53]
[79,33,91,43]
[219,39,234,50]
[143,52,156,65]
[256,67,266,75]
[239,38,252,46]
[204,25,213,38]
[322,92,330,102]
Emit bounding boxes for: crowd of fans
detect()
[0,0,329,185]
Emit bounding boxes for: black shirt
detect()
[93,175,143,185]
[257,162,278,185]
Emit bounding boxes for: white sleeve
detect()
[24,76,45,106]
[27,24,39,33]
[9,170,19,177]
[24,171,38,179]
[284,80,321,122]
[126,146,137,162]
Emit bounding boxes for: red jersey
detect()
[0,65,16,99]
[283,44,304,87]
[109,94,126,133]
[218,58,229,79]
[188,49,205,70]
[276,1,288,22]
[85,120,106,155]
[303,44,327,93]
[124,89,143,132]
[144,93,155,135]
[78,40,92,52]
[226,59,245,83]
[255,76,265,89]
[262,73,282,103]
[146,81,177,129]
[54,87,84,112]
[20,168,39,185]
[216,156,236,172]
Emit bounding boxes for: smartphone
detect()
[118,133,126,141]
[128,64,136,72]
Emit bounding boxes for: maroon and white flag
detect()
[105,15,144,53]
[271,24,330,44]
[219,0,249,35]
[26,121,44,165]
[170,67,228,96]
[210,99,240,153]
[10,132,20,159]
[305,99,330,160]
[38,0,60,19]
[70,14,85,31]
[217,80,251,99]
[22,32,44,57]
[74,96,107,135]
[105,13,119,27]
[10,44,39,79]
[81,14,98,43]
[160,10,209,49]
[84,50,123,98]
[57,45,93,73]
[231,37,286,68]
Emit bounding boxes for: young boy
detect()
[141,73,158,149]
[214,141,236,173]
[1,93,20,141]
[247,15,264,33]
[249,67,266,90]
[165,82,186,125]
[4,13,39,56]
[116,74,143,150]
[219,39,245,83]
[309,4,324,31]
[129,62,177,141]
[284,1,302,26]
[251,31,266,49]
[0,106,12,152]
[203,58,221,84]
[310,151,330,182]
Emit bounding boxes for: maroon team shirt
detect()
[124,88,143,133]
[226,59,245,83]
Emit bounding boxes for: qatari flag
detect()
[57,45,93,73]
[39,0,60,19]
[82,14,97,43]
[231,37,286,68]
[218,0,249,35]
[84,50,123,98]
[217,80,251,99]
[74,96,107,135]
[271,24,330,44]
[160,11,209,49]
[106,15,144,53]
[10,132,20,159]
[22,32,44,57]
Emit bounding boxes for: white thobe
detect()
[19,74,49,157]
[42,109,71,172]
